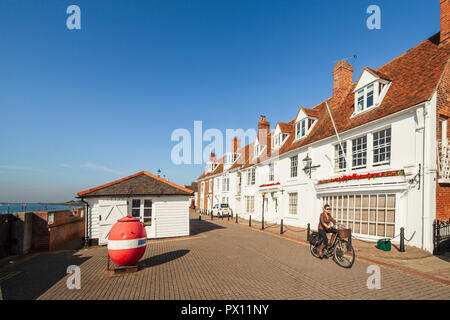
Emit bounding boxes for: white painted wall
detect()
[198,100,438,252]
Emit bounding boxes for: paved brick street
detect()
[0,214,449,300]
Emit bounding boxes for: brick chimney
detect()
[209,152,216,162]
[441,0,450,46]
[333,61,353,107]
[258,115,270,145]
[232,137,240,153]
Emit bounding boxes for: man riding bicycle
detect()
[317,204,338,259]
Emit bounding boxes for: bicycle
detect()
[310,228,355,268]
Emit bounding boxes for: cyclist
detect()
[317,204,338,259]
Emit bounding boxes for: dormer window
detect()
[224,153,239,165]
[356,84,374,112]
[206,162,218,173]
[353,68,391,116]
[295,118,316,140]
[254,144,265,158]
[271,133,289,149]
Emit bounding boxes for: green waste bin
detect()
[376,238,391,251]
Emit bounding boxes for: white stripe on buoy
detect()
[107,238,147,250]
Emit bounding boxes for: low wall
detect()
[32,209,85,251]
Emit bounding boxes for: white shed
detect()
[77,171,193,246]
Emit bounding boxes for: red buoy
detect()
[107,216,147,266]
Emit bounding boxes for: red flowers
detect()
[259,182,281,188]
[318,170,404,185]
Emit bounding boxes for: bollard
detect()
[211,212,213,220]
[249,215,252,227]
[348,229,352,247]
[199,213,201,221]
[307,223,310,241]
[236,214,238,223]
[400,227,405,252]
[280,219,284,234]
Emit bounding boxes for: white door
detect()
[98,200,128,245]
[154,200,189,239]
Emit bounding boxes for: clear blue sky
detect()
[0,0,441,202]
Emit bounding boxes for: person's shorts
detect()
[318,227,337,247]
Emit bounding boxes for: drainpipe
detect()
[80,198,89,247]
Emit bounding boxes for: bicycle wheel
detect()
[333,239,355,268]
[310,242,320,258]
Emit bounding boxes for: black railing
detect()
[433,219,450,255]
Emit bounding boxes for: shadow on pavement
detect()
[0,251,90,300]
[189,218,226,236]
[139,249,189,269]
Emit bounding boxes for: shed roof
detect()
[77,171,194,198]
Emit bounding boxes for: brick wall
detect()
[31,209,85,252]
[436,56,450,221]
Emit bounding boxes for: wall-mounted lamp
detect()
[302,154,320,178]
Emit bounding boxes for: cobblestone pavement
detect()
[0,215,449,300]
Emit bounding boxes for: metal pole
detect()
[236,214,238,223]
[249,215,251,227]
[211,211,213,220]
[280,219,283,234]
[348,229,352,247]
[400,227,405,252]
[199,213,201,221]
[261,194,265,230]
[307,223,310,241]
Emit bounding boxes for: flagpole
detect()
[325,100,351,174]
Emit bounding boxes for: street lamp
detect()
[302,154,320,178]
[261,192,265,230]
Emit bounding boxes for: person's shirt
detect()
[318,212,337,230]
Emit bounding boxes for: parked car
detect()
[212,204,233,217]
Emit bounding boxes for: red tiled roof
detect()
[282,33,449,153]
[197,33,450,179]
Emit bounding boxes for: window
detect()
[352,136,367,168]
[254,144,265,157]
[334,142,347,172]
[143,200,152,225]
[290,155,298,178]
[269,162,274,182]
[247,168,255,185]
[222,176,229,192]
[322,194,396,238]
[357,89,364,111]
[373,128,391,165]
[295,117,316,139]
[366,84,374,108]
[246,196,254,213]
[355,83,382,114]
[288,193,298,215]
[131,199,152,225]
[225,153,239,164]
[132,200,141,218]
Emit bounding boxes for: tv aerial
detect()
[334,54,357,64]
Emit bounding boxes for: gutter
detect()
[80,197,89,247]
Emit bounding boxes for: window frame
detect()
[352,136,367,169]
[290,155,298,178]
[372,128,391,166]
[288,192,298,215]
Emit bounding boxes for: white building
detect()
[197,2,450,253]
[78,171,193,245]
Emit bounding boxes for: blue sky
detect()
[0,0,441,202]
